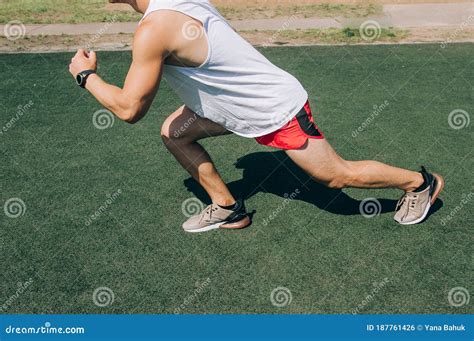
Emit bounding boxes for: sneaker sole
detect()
[397,173,445,225]
[184,222,222,233]
[184,216,251,233]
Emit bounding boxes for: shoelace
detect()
[396,197,405,211]
[397,193,419,208]
[396,193,419,220]
[200,204,218,223]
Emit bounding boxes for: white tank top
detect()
[141,0,308,138]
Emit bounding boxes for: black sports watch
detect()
[76,69,96,88]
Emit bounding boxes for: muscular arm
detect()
[70,21,169,123]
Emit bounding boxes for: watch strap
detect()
[78,70,96,88]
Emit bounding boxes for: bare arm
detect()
[69,22,169,123]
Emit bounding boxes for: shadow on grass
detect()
[184,151,443,218]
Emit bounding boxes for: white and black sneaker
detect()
[182,199,251,233]
[394,166,444,225]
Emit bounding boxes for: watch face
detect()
[76,74,83,86]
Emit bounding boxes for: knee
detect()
[161,120,187,148]
[160,121,173,143]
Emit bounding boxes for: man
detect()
[69,0,444,233]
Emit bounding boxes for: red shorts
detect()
[255,101,324,150]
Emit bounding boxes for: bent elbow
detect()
[121,107,145,124]
[115,97,150,124]
[123,113,139,124]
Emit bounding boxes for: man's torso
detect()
[139,0,308,138]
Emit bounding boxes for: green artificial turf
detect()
[1,44,473,314]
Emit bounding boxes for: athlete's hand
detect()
[69,49,97,77]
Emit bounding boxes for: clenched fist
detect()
[69,49,97,78]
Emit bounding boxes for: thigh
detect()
[285,138,348,184]
[161,105,232,141]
